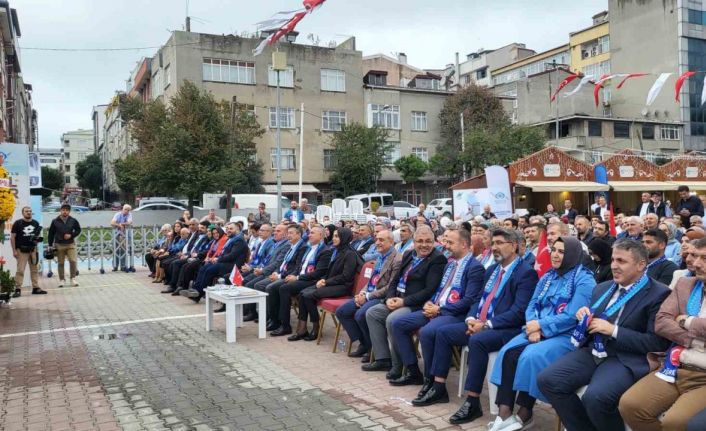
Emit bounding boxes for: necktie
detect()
[479,269,504,321]
[435,263,458,305]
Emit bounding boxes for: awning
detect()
[608,181,678,192]
[515,181,609,192]
[263,184,320,194]
[668,181,706,191]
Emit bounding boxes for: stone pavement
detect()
[0,268,559,430]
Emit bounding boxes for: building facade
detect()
[38,148,62,171]
[457,43,536,88]
[60,129,94,187]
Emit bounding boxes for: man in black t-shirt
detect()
[11,206,45,295]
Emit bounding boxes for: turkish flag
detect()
[551,74,579,102]
[534,230,551,278]
[229,265,244,286]
[608,202,618,237]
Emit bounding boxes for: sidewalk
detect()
[0,269,558,430]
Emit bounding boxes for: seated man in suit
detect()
[354,224,375,257]
[643,228,679,286]
[620,237,706,430]
[362,225,447,379]
[412,229,537,426]
[337,229,400,362]
[388,228,486,386]
[163,221,210,294]
[538,239,671,431]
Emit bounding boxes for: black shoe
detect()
[180,289,200,298]
[12,288,21,298]
[303,327,319,341]
[31,288,47,295]
[389,367,424,386]
[171,287,183,296]
[361,353,371,363]
[214,304,225,313]
[266,321,281,331]
[361,359,392,372]
[188,296,201,304]
[412,385,449,407]
[243,312,258,322]
[448,398,483,425]
[386,367,403,380]
[287,332,307,341]
[271,327,292,337]
[161,288,175,294]
[416,377,434,399]
[348,344,368,358]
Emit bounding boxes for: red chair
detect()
[316,261,375,352]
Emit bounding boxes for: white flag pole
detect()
[298,102,304,203]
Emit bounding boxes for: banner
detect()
[453,188,488,221]
[29,152,41,188]
[484,165,513,219]
[0,143,30,274]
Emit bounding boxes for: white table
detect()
[205,287,268,343]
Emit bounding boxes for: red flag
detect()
[534,230,551,278]
[608,202,617,237]
[616,73,648,89]
[551,74,579,102]
[253,0,327,55]
[230,265,244,286]
[593,74,627,106]
[676,71,697,102]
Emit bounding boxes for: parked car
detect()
[138,197,188,207]
[393,201,419,219]
[88,198,105,210]
[110,201,123,211]
[428,198,453,218]
[134,203,203,212]
[46,205,90,213]
[344,193,394,214]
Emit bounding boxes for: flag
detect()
[646,73,672,106]
[534,230,551,278]
[593,74,627,107]
[230,265,244,286]
[701,76,706,107]
[675,71,697,102]
[609,202,617,237]
[616,73,648,89]
[563,75,594,97]
[253,0,327,55]
[551,74,579,102]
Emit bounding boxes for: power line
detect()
[19,41,203,52]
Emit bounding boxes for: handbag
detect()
[43,247,55,260]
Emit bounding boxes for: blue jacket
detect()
[168,238,187,254]
[283,208,304,223]
[431,256,485,317]
[467,259,538,329]
[262,240,291,276]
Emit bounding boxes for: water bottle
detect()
[337,338,347,353]
[217,277,225,289]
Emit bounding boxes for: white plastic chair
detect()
[332,199,347,216]
[316,205,333,222]
[348,199,364,215]
[459,346,499,415]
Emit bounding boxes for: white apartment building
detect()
[60,129,94,187]
[38,148,62,171]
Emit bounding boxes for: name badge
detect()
[364,267,373,278]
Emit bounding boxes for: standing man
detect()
[481,204,496,221]
[300,198,312,214]
[11,206,44,295]
[563,199,578,223]
[635,192,652,217]
[200,208,224,225]
[595,195,609,221]
[283,201,304,223]
[253,202,271,224]
[649,191,667,218]
[47,204,81,287]
[110,204,133,272]
[677,185,705,229]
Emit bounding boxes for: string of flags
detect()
[551,70,706,107]
[253,0,327,56]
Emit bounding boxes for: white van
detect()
[345,193,394,214]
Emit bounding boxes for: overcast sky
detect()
[17,0,606,150]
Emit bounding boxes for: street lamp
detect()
[272,50,288,221]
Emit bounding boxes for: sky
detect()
[16,0,607,150]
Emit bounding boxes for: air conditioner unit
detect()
[581,51,589,59]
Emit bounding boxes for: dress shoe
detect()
[416,377,434,399]
[214,304,225,313]
[180,289,200,298]
[412,385,449,406]
[171,287,183,296]
[348,344,368,358]
[270,327,292,337]
[361,359,392,372]
[287,332,308,341]
[389,368,424,386]
[161,287,175,294]
[448,397,483,425]
[12,288,21,298]
[303,327,319,341]
[266,321,281,331]
[31,288,47,295]
[361,353,371,363]
[243,312,258,322]
[386,367,402,380]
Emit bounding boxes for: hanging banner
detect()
[29,152,41,188]
[0,143,30,274]
[484,165,513,219]
[453,188,489,221]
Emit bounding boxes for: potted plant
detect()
[0,257,14,301]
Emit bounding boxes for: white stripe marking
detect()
[0,314,205,338]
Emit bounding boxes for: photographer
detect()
[11,206,45,295]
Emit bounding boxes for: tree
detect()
[75,154,103,197]
[394,155,428,196]
[329,123,391,196]
[40,166,63,199]
[114,154,144,196]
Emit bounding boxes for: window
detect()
[202,58,255,84]
[151,70,162,99]
[321,69,346,92]
[322,111,346,131]
[65,176,71,184]
[476,68,488,80]
[586,151,603,164]
[588,120,602,137]
[366,73,387,86]
[268,65,294,88]
[323,149,337,170]
[64,153,70,160]
[239,104,256,116]
[414,78,440,90]
[642,124,655,140]
[661,125,680,140]
[688,38,706,136]
[370,104,400,129]
[614,121,630,138]
[411,111,428,131]
[269,107,295,128]
[643,152,657,164]
[270,148,296,170]
[403,190,422,206]
[689,9,706,25]
[164,64,171,88]
[65,165,70,172]
[598,36,610,54]
[411,147,429,162]
[384,142,401,165]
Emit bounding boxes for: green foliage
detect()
[394,155,428,186]
[0,265,15,296]
[114,154,144,195]
[75,154,103,197]
[40,166,63,198]
[458,125,545,173]
[328,123,391,197]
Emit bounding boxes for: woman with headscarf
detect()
[289,227,360,342]
[659,221,682,266]
[487,236,595,431]
[588,238,613,283]
[323,224,336,246]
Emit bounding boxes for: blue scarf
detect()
[280,239,304,273]
[432,254,473,307]
[647,255,667,270]
[300,242,324,274]
[478,249,493,269]
[656,279,703,383]
[397,239,413,253]
[367,250,393,292]
[397,252,425,294]
[533,265,584,320]
[475,258,521,320]
[251,238,273,267]
[571,272,650,358]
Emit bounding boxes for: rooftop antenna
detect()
[185,0,191,32]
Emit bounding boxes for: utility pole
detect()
[460,111,467,181]
[298,102,304,204]
[273,51,287,222]
[226,96,236,221]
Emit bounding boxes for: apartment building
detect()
[456,43,536,89]
[38,148,62,171]
[60,129,94,187]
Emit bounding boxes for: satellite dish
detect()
[640,108,649,117]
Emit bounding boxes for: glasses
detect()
[491,240,512,247]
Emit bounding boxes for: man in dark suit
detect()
[677,185,705,229]
[643,228,679,286]
[362,226,447,378]
[538,239,671,431]
[648,191,667,218]
[562,199,578,224]
[634,192,653,217]
[592,220,615,246]
[354,224,375,257]
[411,229,538,424]
[242,224,289,321]
[575,216,594,246]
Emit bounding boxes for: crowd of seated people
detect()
[142,188,706,430]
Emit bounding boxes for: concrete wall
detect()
[362,54,422,87]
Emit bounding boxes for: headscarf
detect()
[555,236,583,276]
[335,227,354,251]
[661,222,678,241]
[324,224,336,245]
[588,238,612,265]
